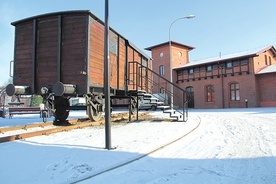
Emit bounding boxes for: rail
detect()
[128,61,190,121]
[0,111,150,143]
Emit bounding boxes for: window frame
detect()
[206,85,215,102]
[189,68,194,74]
[206,65,212,71]
[159,65,165,76]
[226,62,233,68]
[230,83,240,101]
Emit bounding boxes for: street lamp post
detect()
[104,0,111,150]
[169,15,195,109]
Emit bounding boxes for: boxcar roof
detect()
[11,10,93,26]
[11,10,151,60]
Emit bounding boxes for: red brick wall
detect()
[256,73,276,107]
[151,43,191,94]
[253,51,276,73]
[171,44,190,68]
[175,72,258,108]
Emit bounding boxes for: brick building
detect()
[145,41,276,108]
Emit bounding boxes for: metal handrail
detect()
[128,61,190,121]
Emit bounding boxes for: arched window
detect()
[159,65,164,76]
[230,83,240,101]
[206,85,215,102]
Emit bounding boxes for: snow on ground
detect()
[0,108,275,184]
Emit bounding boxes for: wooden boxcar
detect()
[6,10,151,124]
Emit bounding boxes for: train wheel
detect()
[53,96,69,124]
[87,104,103,121]
[85,93,104,121]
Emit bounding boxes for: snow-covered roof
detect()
[257,65,276,74]
[174,45,276,69]
[145,41,195,51]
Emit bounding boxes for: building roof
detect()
[174,45,276,69]
[145,41,195,51]
[257,65,276,75]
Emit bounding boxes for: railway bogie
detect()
[7,10,151,124]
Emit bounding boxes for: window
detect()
[226,62,232,68]
[265,55,268,65]
[206,85,215,102]
[240,59,249,65]
[230,83,240,101]
[189,68,194,74]
[177,70,183,81]
[159,65,164,76]
[142,59,147,70]
[233,61,240,67]
[199,66,205,72]
[206,65,212,71]
[109,37,117,56]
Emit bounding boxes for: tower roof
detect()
[145,41,195,51]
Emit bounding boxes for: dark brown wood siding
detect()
[36,17,59,89]
[60,15,88,94]
[13,13,88,95]
[13,22,34,86]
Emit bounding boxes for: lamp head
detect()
[186,15,196,19]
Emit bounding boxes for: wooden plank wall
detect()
[14,14,89,94]
[89,21,105,87]
[36,17,59,88]
[60,15,87,94]
[14,22,34,86]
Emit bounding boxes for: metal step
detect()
[163,108,187,122]
[150,101,165,105]
[134,90,188,122]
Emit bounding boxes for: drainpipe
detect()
[219,62,225,108]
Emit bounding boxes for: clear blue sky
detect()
[1,0,276,85]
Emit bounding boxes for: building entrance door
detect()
[186,86,194,108]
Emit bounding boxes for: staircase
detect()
[127,61,190,122]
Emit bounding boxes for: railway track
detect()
[0,112,149,144]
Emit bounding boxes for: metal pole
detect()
[168,15,195,110]
[104,0,111,150]
[169,38,173,109]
